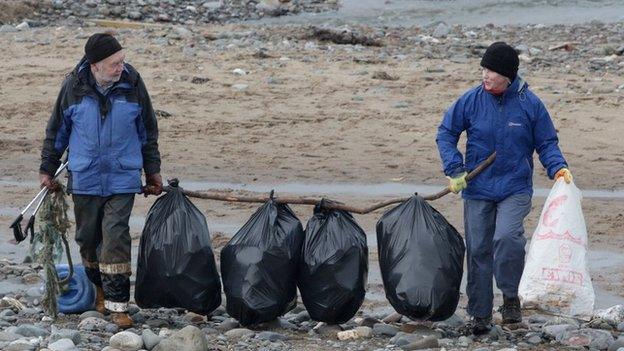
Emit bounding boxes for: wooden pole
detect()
[163,152,496,214]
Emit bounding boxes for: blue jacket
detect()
[40,57,160,196]
[436,76,567,201]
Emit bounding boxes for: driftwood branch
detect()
[164,152,496,214]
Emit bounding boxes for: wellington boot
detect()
[111,312,133,329]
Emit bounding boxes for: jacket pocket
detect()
[68,153,93,172]
[117,155,143,170]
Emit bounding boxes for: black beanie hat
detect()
[480,41,519,81]
[84,33,122,64]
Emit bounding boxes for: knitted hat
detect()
[84,33,122,64]
[480,42,519,81]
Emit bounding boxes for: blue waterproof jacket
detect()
[436,76,567,201]
[40,57,160,196]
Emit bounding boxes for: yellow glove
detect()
[447,172,467,194]
[555,168,573,184]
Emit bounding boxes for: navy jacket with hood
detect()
[40,57,160,196]
[436,76,567,201]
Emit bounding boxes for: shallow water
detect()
[253,0,624,27]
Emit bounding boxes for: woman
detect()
[436,42,572,335]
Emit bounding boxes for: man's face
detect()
[91,50,125,85]
[481,67,509,92]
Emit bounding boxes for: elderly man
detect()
[39,33,162,328]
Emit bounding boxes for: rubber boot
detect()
[111,312,133,329]
[95,286,106,315]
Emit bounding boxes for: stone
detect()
[78,317,109,331]
[560,328,614,350]
[216,318,239,332]
[256,331,287,342]
[0,25,17,33]
[390,332,420,346]
[232,68,247,76]
[432,22,450,38]
[50,329,81,345]
[153,326,207,351]
[543,324,577,340]
[609,337,624,351]
[401,335,439,350]
[14,324,49,337]
[224,328,255,339]
[313,323,342,338]
[127,11,142,20]
[142,329,161,350]
[21,273,42,285]
[110,331,143,351]
[0,331,21,342]
[595,305,624,326]
[16,22,30,31]
[231,84,248,92]
[183,312,205,324]
[47,338,75,351]
[79,311,104,320]
[373,323,399,337]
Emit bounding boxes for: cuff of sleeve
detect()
[448,166,467,178]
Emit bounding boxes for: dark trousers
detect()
[73,194,134,312]
[463,193,532,318]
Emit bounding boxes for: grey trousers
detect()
[73,194,134,312]
[464,193,532,318]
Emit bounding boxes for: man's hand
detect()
[555,168,573,184]
[39,172,59,191]
[447,172,468,194]
[143,173,163,197]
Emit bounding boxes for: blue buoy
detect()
[55,264,95,314]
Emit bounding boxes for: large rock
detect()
[78,317,108,331]
[560,328,614,350]
[49,329,81,345]
[109,331,143,351]
[595,305,624,326]
[142,329,161,350]
[224,328,255,339]
[543,324,578,340]
[153,325,207,351]
[48,338,76,351]
[14,324,48,337]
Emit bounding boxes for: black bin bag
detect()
[135,180,222,315]
[376,195,465,321]
[220,195,304,326]
[298,202,368,324]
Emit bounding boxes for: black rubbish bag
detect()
[376,195,465,321]
[220,195,304,326]
[298,201,368,324]
[135,180,221,315]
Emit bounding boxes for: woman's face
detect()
[482,68,510,92]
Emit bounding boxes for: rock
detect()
[142,329,161,350]
[15,22,30,31]
[50,329,81,345]
[216,318,239,332]
[224,328,255,339]
[527,314,550,324]
[313,323,342,338]
[432,22,450,38]
[355,316,380,327]
[78,317,109,331]
[105,323,119,334]
[609,337,624,351]
[595,305,624,326]
[47,338,75,351]
[401,335,439,350]
[110,331,143,351]
[337,329,360,341]
[373,323,399,337]
[256,0,285,16]
[154,326,207,351]
[21,273,42,285]
[191,77,210,84]
[127,11,142,20]
[146,318,169,328]
[0,331,21,342]
[231,84,248,92]
[14,324,48,337]
[183,312,205,324]
[292,310,310,323]
[0,25,17,33]
[393,101,409,109]
[256,331,287,342]
[390,332,420,346]
[79,311,104,320]
[526,334,542,344]
[6,338,38,351]
[560,328,614,349]
[232,68,247,76]
[543,324,578,340]
[355,326,373,338]
[618,322,624,332]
